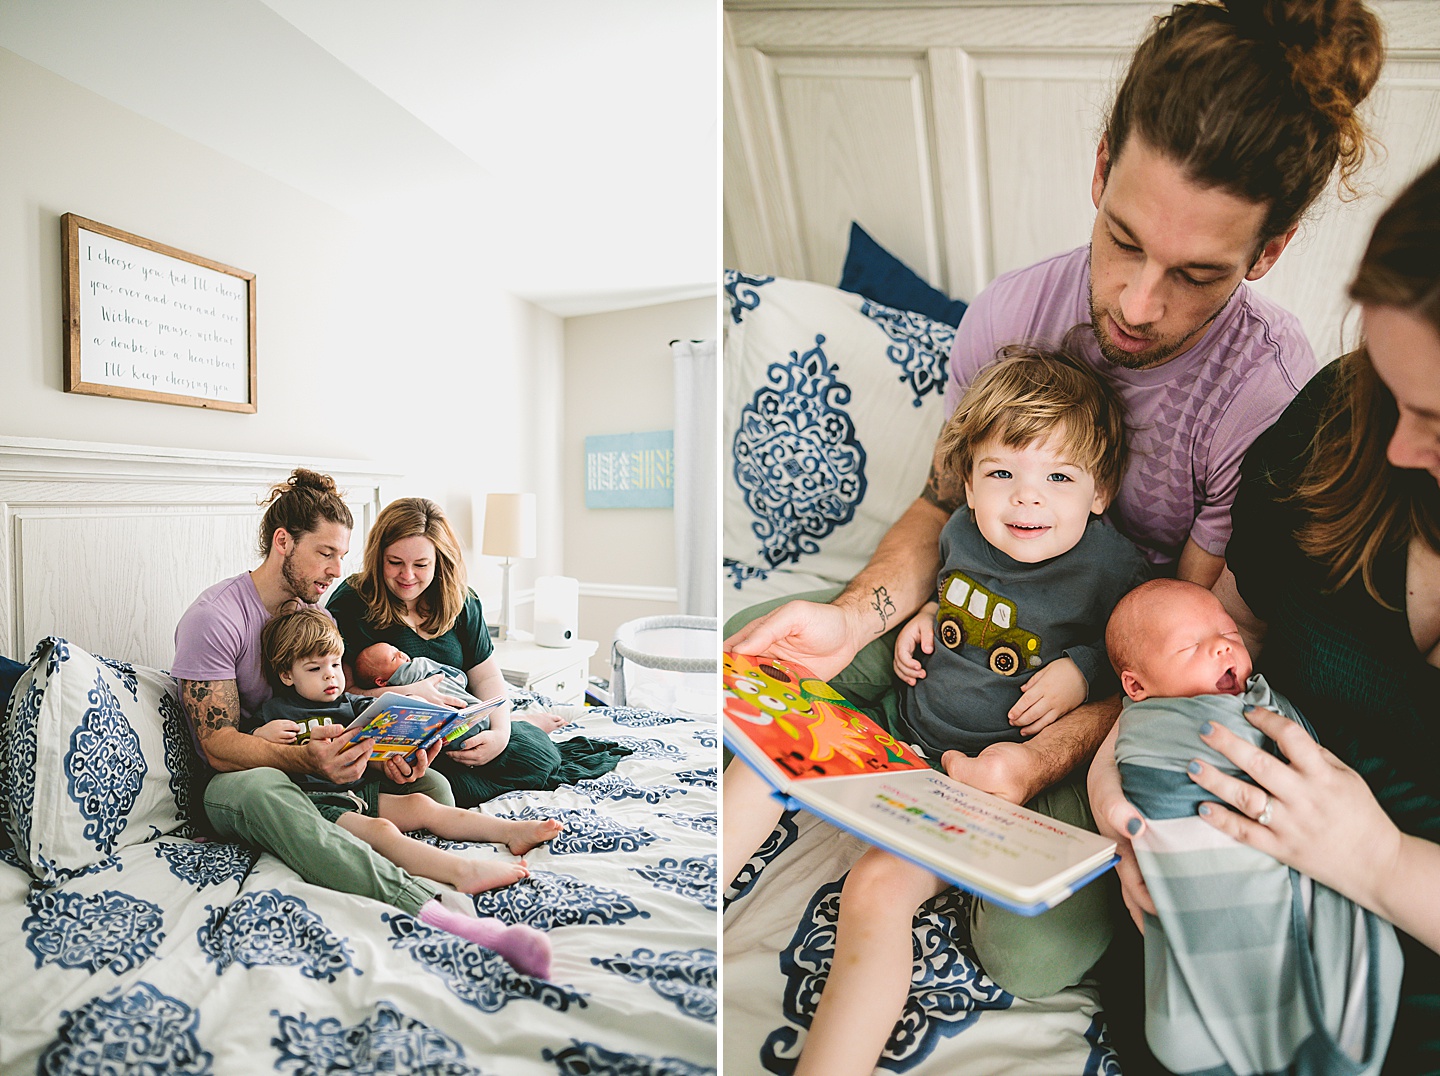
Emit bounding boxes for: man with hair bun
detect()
[726,0,1387,1067]
[173,469,533,958]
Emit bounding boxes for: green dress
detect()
[326,580,630,805]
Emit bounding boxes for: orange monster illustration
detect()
[724,652,924,780]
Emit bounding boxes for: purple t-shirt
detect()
[947,246,1314,566]
[172,571,278,720]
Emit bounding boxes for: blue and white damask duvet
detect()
[0,654,717,1076]
[723,812,1119,1076]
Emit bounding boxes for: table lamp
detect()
[481,492,536,641]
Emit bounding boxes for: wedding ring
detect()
[1256,794,1274,827]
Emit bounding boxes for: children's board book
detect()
[723,652,1118,915]
[344,692,505,762]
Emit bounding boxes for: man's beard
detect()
[280,548,319,602]
[1085,267,1233,370]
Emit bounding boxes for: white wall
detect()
[0,46,566,610]
[560,297,717,678]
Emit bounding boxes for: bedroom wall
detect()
[559,297,717,680]
[0,46,566,611]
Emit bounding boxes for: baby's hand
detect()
[1007,657,1086,735]
[893,602,939,686]
[254,719,302,744]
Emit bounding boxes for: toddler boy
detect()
[250,608,561,976]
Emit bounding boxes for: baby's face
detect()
[1128,589,1253,700]
[359,643,408,685]
[965,432,1108,563]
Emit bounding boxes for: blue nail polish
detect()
[1199,721,1214,736]
[1187,760,1202,775]
[1242,704,1255,715]
[1198,804,1211,817]
[1126,818,1142,836]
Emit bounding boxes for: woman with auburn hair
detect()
[327,497,629,807]
[1092,156,1440,1072]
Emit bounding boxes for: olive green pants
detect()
[726,588,1114,999]
[203,766,451,915]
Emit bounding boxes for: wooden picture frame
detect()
[62,214,257,413]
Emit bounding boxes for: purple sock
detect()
[419,901,552,979]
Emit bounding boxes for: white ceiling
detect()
[0,0,718,316]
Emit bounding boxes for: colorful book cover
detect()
[723,651,925,779]
[344,692,505,762]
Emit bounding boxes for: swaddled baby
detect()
[1109,579,1401,1076]
[354,641,490,740]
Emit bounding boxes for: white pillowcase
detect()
[723,272,954,599]
[2,637,196,885]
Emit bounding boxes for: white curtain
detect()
[672,339,718,617]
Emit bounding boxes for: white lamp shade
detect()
[481,493,537,559]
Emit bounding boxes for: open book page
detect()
[800,768,1116,907]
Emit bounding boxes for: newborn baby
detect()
[1107,579,1401,1076]
[353,641,489,737]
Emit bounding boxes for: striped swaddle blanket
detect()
[1115,675,1402,1076]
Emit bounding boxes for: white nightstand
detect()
[491,636,598,706]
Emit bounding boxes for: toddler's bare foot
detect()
[517,711,568,733]
[453,858,530,893]
[506,818,563,856]
[941,741,1037,806]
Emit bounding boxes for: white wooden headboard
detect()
[724,0,1440,360]
[0,437,399,670]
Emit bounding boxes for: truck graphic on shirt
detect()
[934,570,1043,676]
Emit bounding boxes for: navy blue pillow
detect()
[0,654,20,851]
[0,654,23,715]
[838,221,968,327]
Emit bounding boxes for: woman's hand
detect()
[1188,707,1404,915]
[1087,722,1156,932]
[1008,657,1085,735]
[380,739,442,785]
[449,657,514,767]
[444,728,510,767]
[893,602,938,685]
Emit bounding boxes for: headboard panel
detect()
[0,437,398,669]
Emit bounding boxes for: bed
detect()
[722,3,1439,1071]
[0,438,717,1076]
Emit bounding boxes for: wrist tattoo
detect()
[870,586,896,635]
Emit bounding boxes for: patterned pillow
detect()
[0,637,196,885]
[723,271,954,589]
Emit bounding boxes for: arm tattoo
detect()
[870,586,896,635]
[180,679,240,748]
[920,458,966,514]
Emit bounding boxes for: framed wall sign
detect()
[62,214,257,412]
[585,430,675,508]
